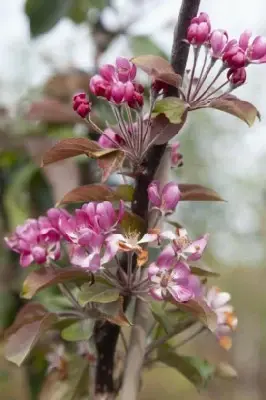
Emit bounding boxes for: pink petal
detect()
[148,181,161,207]
[187,275,203,298]
[148,263,160,279]
[171,262,190,282]
[157,244,176,268]
[149,286,164,301]
[212,292,231,309]
[32,246,47,264]
[168,285,193,302]
[20,253,34,267]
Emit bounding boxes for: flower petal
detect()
[168,284,193,302]
[149,286,164,301]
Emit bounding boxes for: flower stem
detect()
[191,57,216,100]
[195,64,226,101]
[187,46,200,101]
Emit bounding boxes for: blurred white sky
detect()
[1,0,266,266]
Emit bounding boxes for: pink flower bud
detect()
[148,181,180,213]
[148,181,161,208]
[187,12,211,46]
[89,75,110,98]
[111,82,125,104]
[222,46,246,68]
[99,64,115,82]
[133,82,144,94]
[73,93,91,118]
[161,182,181,212]
[124,82,135,102]
[249,36,266,61]
[210,29,228,58]
[239,30,252,51]
[116,57,137,82]
[227,67,247,86]
[127,91,144,109]
[98,128,124,148]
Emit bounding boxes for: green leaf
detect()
[61,319,94,342]
[3,162,38,230]
[158,347,215,389]
[78,282,120,305]
[150,302,174,334]
[114,184,134,202]
[209,94,260,127]
[25,0,74,37]
[152,97,188,124]
[5,304,57,366]
[120,211,146,235]
[39,356,89,400]
[21,267,93,299]
[130,36,167,58]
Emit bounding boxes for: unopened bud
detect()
[73,93,91,118]
[249,36,266,61]
[187,12,211,46]
[227,67,247,86]
[210,29,228,58]
[222,46,246,68]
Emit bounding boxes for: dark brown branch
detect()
[94,0,201,397]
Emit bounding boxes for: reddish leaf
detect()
[209,94,260,127]
[179,184,224,201]
[5,303,57,366]
[21,267,93,299]
[42,138,101,166]
[149,113,187,145]
[190,264,220,278]
[171,299,217,332]
[58,183,134,205]
[132,55,182,88]
[98,150,125,182]
[26,98,81,124]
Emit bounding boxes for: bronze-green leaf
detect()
[209,94,260,127]
[58,183,134,205]
[98,150,125,182]
[98,297,131,327]
[21,267,92,299]
[120,210,146,235]
[152,97,188,124]
[61,319,95,342]
[5,303,57,366]
[190,264,220,278]
[158,346,215,389]
[78,282,120,305]
[179,184,224,201]
[132,55,181,88]
[170,298,217,332]
[41,138,118,166]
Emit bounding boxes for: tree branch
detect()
[94,1,201,397]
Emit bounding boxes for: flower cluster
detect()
[184,12,266,106]
[89,57,144,108]
[4,209,68,267]
[148,228,208,302]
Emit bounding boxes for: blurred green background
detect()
[1,0,266,399]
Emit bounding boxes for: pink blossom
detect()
[239,30,252,52]
[209,30,228,58]
[59,201,124,241]
[116,57,137,82]
[98,128,124,149]
[73,93,91,118]
[249,36,266,62]
[148,257,193,302]
[227,67,247,86]
[148,181,180,214]
[205,286,238,349]
[222,45,246,69]
[5,216,61,267]
[187,12,211,46]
